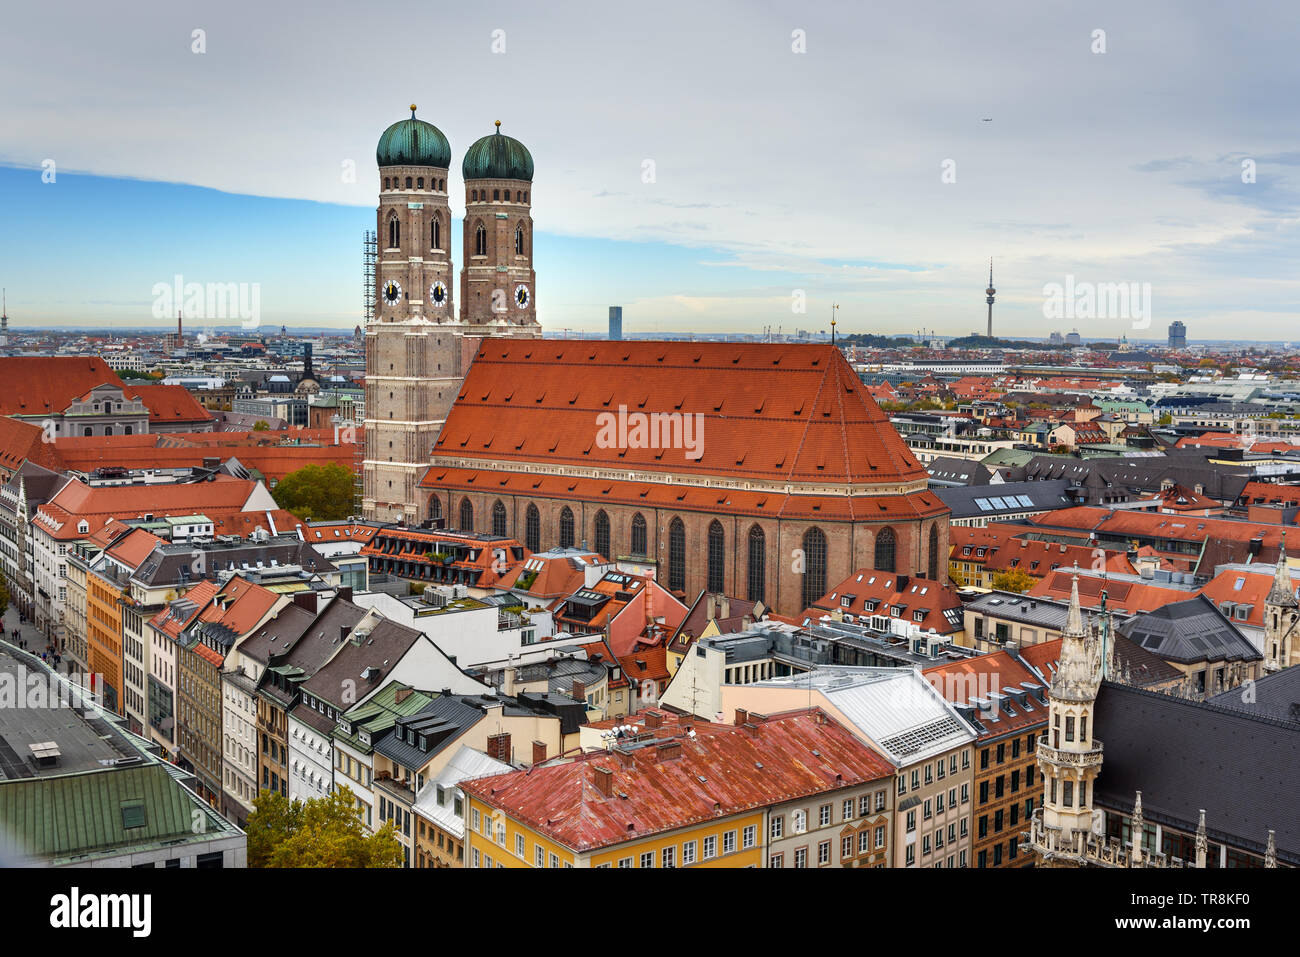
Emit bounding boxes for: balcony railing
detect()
[1035,735,1103,768]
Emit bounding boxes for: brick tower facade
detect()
[459,121,541,337]
[363,106,465,523]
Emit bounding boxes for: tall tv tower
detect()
[985,259,996,338]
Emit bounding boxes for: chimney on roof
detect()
[532,740,547,766]
[644,709,664,729]
[742,722,760,738]
[337,585,353,602]
[656,740,682,762]
[592,765,614,797]
[734,707,749,727]
[615,747,635,768]
[292,592,316,612]
[719,596,730,619]
[486,732,511,763]
[571,679,586,702]
[394,687,413,705]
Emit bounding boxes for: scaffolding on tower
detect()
[363,229,377,323]
[356,229,377,514]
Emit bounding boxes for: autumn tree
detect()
[252,420,270,431]
[271,462,355,521]
[991,568,1036,594]
[246,787,403,868]
[947,562,968,587]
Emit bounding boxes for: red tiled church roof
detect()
[0,357,121,415]
[425,342,927,487]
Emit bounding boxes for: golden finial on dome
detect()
[410,104,418,116]
[495,120,502,130]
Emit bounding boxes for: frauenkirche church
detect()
[362,107,950,617]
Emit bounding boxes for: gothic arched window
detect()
[515,224,525,256]
[801,527,827,610]
[459,498,474,531]
[668,518,686,593]
[525,504,540,552]
[432,218,440,250]
[387,213,400,250]
[492,500,507,537]
[875,526,896,574]
[474,223,487,256]
[707,520,725,594]
[559,507,575,549]
[594,510,610,560]
[428,496,441,521]
[747,525,766,604]
[630,513,647,557]
[929,525,940,581]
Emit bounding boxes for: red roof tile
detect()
[462,709,893,852]
[425,342,928,487]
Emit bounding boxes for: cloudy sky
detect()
[2,0,1298,339]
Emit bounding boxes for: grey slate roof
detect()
[1207,666,1300,722]
[132,538,336,588]
[926,456,994,487]
[373,695,484,770]
[1093,682,1300,866]
[301,617,422,708]
[1118,594,1262,665]
[937,479,1074,519]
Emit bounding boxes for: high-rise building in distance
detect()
[609,306,623,340]
[1168,320,1187,349]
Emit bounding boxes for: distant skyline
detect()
[3,0,1299,337]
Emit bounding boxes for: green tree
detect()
[271,462,355,521]
[991,568,1036,594]
[947,562,968,588]
[0,577,9,620]
[246,787,403,868]
[252,420,270,431]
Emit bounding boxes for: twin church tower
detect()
[364,107,542,523]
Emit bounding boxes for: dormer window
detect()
[77,521,89,534]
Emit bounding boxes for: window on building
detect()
[707,520,725,593]
[668,518,686,592]
[801,527,827,609]
[875,527,896,573]
[525,504,540,552]
[747,525,766,603]
[559,507,575,549]
[594,510,610,559]
[474,223,487,256]
[630,512,648,558]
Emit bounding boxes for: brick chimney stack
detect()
[656,740,682,762]
[486,732,511,763]
[532,740,547,766]
[592,765,614,797]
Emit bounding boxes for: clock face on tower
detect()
[429,281,447,307]
[381,280,403,305]
[514,284,530,309]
